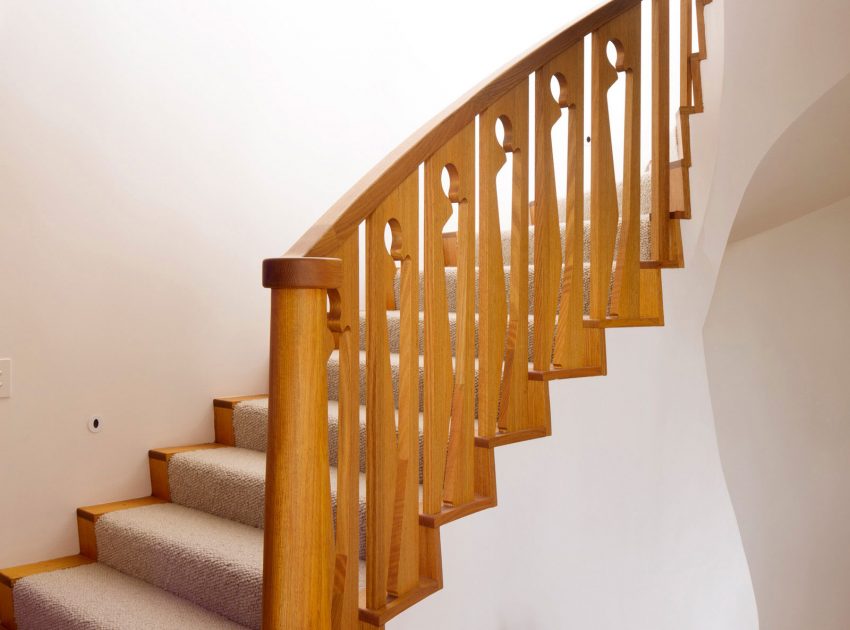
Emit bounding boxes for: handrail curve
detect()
[286,0,641,258]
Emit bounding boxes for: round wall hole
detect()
[88,416,103,433]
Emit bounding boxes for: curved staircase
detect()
[0,0,715,628]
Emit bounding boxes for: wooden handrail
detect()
[286,0,641,259]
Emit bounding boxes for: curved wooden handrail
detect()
[286,0,641,259]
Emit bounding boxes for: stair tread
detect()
[95,502,263,628]
[168,447,368,558]
[12,561,247,630]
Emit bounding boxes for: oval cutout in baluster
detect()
[550,73,571,209]
[441,164,461,233]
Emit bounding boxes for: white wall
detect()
[705,195,850,630]
[0,1,763,628]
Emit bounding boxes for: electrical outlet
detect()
[0,359,10,398]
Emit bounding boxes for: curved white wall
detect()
[701,1,850,625]
[706,195,850,630]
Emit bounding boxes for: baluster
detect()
[532,64,563,374]
[261,257,341,629]
[680,0,693,111]
[651,0,671,264]
[365,172,420,609]
[424,123,475,512]
[590,4,642,322]
[536,43,606,373]
[670,0,697,252]
[329,234,360,630]
[479,79,529,436]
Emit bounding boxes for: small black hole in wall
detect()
[93,418,100,429]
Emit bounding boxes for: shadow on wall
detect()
[705,82,850,628]
[728,72,850,242]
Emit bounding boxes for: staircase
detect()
[0,0,714,628]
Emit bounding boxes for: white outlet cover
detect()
[0,359,10,399]
[88,416,104,433]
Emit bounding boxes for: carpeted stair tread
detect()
[95,502,264,629]
[233,399,424,475]
[168,447,368,558]
[397,260,614,315]
[13,561,247,630]
[500,213,651,266]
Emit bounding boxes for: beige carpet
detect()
[14,562,246,629]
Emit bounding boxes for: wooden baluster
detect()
[532,65,563,374]
[387,174,420,598]
[690,0,709,113]
[590,4,642,322]
[262,257,341,629]
[537,43,606,373]
[670,0,699,255]
[680,0,693,111]
[424,123,475,512]
[677,0,694,169]
[479,79,529,436]
[365,173,420,608]
[330,235,360,630]
[651,0,671,264]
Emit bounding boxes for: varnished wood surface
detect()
[423,123,476,514]
[479,80,529,437]
[474,427,548,448]
[263,257,343,290]
[212,395,268,410]
[0,555,94,589]
[528,365,607,381]
[651,0,671,264]
[76,496,167,522]
[331,233,361,630]
[0,555,94,630]
[263,287,334,628]
[365,173,420,608]
[358,577,440,627]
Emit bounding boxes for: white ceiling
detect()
[730,72,850,241]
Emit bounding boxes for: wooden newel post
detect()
[261,257,342,630]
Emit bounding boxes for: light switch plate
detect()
[0,359,11,398]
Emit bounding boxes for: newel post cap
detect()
[262,257,343,290]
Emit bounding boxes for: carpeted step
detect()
[498,213,651,267]
[481,171,653,265]
[395,261,598,315]
[167,447,367,559]
[12,562,246,629]
[95,502,263,628]
[232,400,423,478]
[95,502,361,629]
[325,350,501,416]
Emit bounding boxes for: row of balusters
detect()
[304,0,712,624]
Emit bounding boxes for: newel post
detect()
[261,257,342,629]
